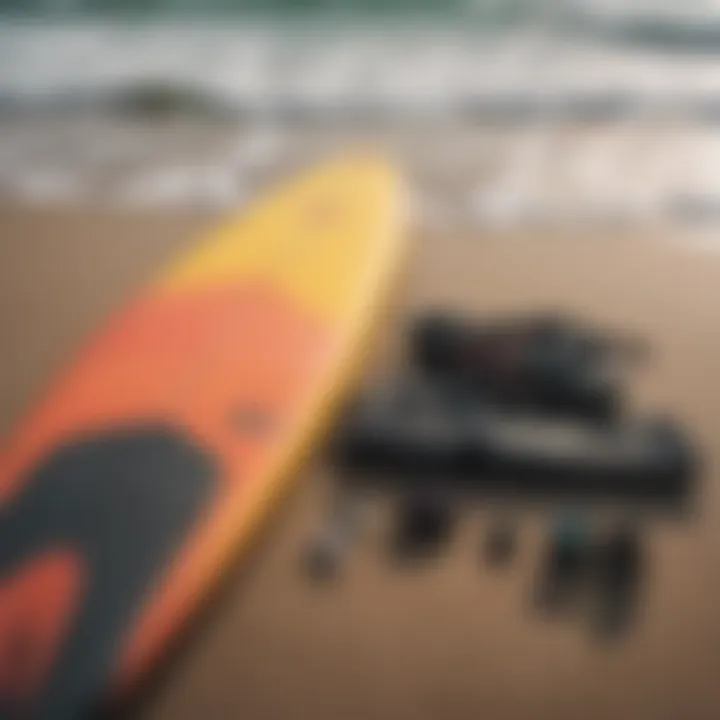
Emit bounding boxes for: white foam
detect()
[116,164,244,210]
[10,168,85,204]
[230,128,286,171]
[3,23,720,115]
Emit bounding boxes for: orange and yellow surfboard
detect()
[0,156,408,718]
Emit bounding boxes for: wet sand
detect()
[2,205,719,720]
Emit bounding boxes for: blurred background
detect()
[2,0,720,228]
[2,3,720,720]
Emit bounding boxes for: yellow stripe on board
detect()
[159,156,405,322]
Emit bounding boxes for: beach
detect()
[2,6,720,717]
[2,197,720,719]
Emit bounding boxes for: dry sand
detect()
[2,206,719,720]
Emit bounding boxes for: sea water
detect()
[1,0,720,229]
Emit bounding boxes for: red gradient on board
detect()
[0,551,83,707]
[1,280,332,695]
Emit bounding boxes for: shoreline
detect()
[1,117,720,233]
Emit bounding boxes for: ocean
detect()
[2,1,720,227]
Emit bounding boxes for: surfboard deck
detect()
[0,156,408,718]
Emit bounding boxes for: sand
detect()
[2,205,719,720]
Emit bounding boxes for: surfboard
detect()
[0,155,408,718]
